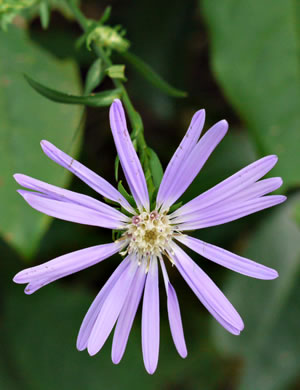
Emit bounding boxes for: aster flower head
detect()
[13,99,286,374]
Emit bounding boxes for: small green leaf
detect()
[99,5,111,24]
[147,147,163,189]
[132,138,138,151]
[150,187,159,210]
[118,181,136,208]
[114,155,120,182]
[24,74,122,107]
[106,64,126,81]
[145,168,155,202]
[169,202,183,214]
[39,0,50,29]
[75,22,96,50]
[103,197,119,206]
[120,51,187,98]
[112,228,122,242]
[84,58,105,94]
[130,111,143,139]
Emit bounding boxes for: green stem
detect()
[66,0,152,188]
[67,0,89,30]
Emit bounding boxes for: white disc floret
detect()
[120,210,175,258]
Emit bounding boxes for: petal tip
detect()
[17,189,27,198]
[275,177,283,188]
[13,273,22,283]
[145,365,157,375]
[111,354,121,365]
[269,269,279,279]
[40,140,55,154]
[179,348,188,359]
[76,341,85,352]
[40,139,49,148]
[13,173,21,182]
[197,108,205,117]
[279,195,287,203]
[220,119,229,130]
[24,285,34,295]
[267,154,278,168]
[87,345,98,356]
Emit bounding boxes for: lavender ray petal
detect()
[175,177,283,223]
[172,243,244,334]
[176,235,278,280]
[18,190,126,229]
[77,258,130,351]
[109,100,149,211]
[14,174,129,222]
[87,258,138,356]
[156,109,205,207]
[160,259,187,358]
[224,177,283,205]
[111,262,147,364]
[142,257,160,375]
[14,241,124,287]
[167,284,188,357]
[171,155,278,218]
[41,140,135,214]
[160,120,228,212]
[177,195,286,230]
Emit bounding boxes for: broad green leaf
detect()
[201,0,300,191]
[25,74,122,107]
[147,147,163,188]
[84,58,105,94]
[120,51,187,98]
[213,195,300,390]
[293,201,300,227]
[0,26,82,258]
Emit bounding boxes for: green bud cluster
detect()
[86,25,130,52]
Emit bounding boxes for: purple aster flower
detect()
[13,99,286,374]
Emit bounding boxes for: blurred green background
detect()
[1,0,300,389]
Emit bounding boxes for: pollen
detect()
[122,211,174,257]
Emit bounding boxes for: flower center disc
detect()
[125,211,173,257]
[144,229,157,244]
